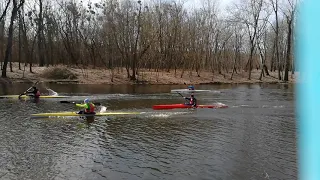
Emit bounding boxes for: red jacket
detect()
[85,103,95,113]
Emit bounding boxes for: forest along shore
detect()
[0,1,296,85]
[0,64,296,85]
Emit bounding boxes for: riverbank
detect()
[0,63,296,85]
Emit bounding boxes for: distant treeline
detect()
[0,0,297,81]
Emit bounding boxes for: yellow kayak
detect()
[0,95,70,99]
[31,111,141,117]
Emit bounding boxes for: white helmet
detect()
[84,98,90,103]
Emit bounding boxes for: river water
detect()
[0,83,296,180]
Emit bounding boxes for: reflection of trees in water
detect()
[2,83,234,96]
[107,99,181,110]
[101,117,194,153]
[97,116,228,177]
[235,111,296,178]
[0,112,73,178]
[265,115,297,175]
[1,83,37,94]
[0,83,10,95]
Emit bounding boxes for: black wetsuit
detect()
[26,87,39,97]
[19,87,40,99]
[185,97,197,106]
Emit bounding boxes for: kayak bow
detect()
[31,111,140,117]
[170,89,212,93]
[0,95,70,99]
[152,103,228,110]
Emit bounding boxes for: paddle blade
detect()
[176,92,184,97]
[59,101,101,106]
[60,101,75,104]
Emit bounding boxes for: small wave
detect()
[46,88,59,96]
[273,105,285,108]
[262,105,285,108]
[232,105,250,108]
[141,112,190,118]
[99,106,107,113]
[210,90,222,93]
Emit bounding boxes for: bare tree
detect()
[37,0,45,66]
[269,0,282,80]
[0,0,11,22]
[0,0,296,83]
[2,0,25,78]
[0,0,11,70]
[229,0,265,80]
[230,24,245,80]
[282,0,296,81]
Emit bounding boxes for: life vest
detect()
[189,97,197,106]
[84,103,95,113]
[35,90,40,97]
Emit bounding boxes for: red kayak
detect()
[152,103,228,110]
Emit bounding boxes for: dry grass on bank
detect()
[0,63,296,84]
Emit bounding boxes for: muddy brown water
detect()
[0,83,296,180]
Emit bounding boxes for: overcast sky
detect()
[184,0,235,9]
[184,0,238,15]
[85,0,237,13]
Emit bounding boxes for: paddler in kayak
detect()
[76,98,96,115]
[76,98,96,123]
[184,93,197,107]
[19,86,41,99]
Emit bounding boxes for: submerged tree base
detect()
[1,63,296,85]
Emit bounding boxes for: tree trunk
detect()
[0,19,5,71]
[274,0,281,80]
[248,43,255,80]
[270,41,276,72]
[10,61,13,72]
[230,55,237,80]
[284,15,293,82]
[38,0,44,67]
[2,1,21,77]
[0,0,11,23]
[18,16,22,71]
[292,60,295,75]
[257,46,265,81]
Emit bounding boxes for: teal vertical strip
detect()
[296,0,320,180]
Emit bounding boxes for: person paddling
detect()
[76,98,96,114]
[19,86,41,99]
[184,93,197,107]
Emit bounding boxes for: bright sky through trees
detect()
[85,0,236,13]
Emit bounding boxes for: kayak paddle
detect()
[19,81,40,99]
[177,92,184,98]
[26,80,40,91]
[60,101,76,104]
[60,101,101,106]
[177,92,191,104]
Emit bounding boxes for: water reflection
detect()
[0,83,296,180]
[0,83,11,95]
[0,83,294,95]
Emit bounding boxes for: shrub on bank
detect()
[42,67,77,79]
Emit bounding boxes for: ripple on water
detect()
[0,84,296,180]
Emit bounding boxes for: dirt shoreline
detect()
[0,64,297,85]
